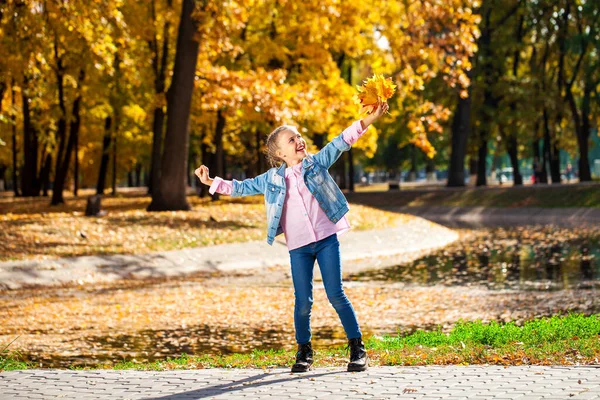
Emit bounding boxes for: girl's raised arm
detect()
[313,102,389,169]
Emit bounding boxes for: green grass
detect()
[365,313,600,366]
[0,336,32,371]
[6,313,597,371]
[368,313,600,349]
[0,352,30,371]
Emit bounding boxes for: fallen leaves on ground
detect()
[0,188,405,262]
[0,273,597,368]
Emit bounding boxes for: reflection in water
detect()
[581,240,594,280]
[349,226,600,291]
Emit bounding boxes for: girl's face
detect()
[276,128,307,164]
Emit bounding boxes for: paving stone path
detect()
[1,365,599,399]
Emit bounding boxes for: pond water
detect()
[348,225,600,291]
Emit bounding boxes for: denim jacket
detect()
[229,130,353,245]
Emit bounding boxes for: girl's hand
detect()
[361,101,389,129]
[194,165,213,186]
[372,101,389,120]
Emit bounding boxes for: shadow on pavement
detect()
[146,370,344,399]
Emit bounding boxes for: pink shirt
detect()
[209,120,369,251]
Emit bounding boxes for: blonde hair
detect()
[265,125,295,168]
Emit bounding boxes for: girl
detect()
[195,101,389,373]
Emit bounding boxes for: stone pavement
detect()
[1,365,599,399]
[0,216,458,290]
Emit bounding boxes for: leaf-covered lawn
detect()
[0,189,406,262]
[0,271,597,369]
[104,314,600,370]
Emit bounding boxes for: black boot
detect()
[291,342,313,373]
[347,337,368,372]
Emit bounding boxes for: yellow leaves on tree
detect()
[404,101,452,158]
[353,74,397,116]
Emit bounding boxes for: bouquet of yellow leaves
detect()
[353,74,396,115]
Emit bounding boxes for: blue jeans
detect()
[289,233,362,344]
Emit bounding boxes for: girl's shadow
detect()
[146,369,347,399]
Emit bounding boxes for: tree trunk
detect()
[40,153,52,197]
[51,69,84,205]
[549,2,570,186]
[149,106,165,195]
[475,9,493,187]
[549,142,561,184]
[566,75,593,182]
[111,116,118,195]
[97,116,112,194]
[476,133,488,186]
[50,40,68,204]
[577,79,592,182]
[447,83,472,186]
[135,163,143,187]
[491,141,501,184]
[506,134,523,185]
[542,110,561,184]
[210,110,226,201]
[541,110,553,184]
[73,104,79,196]
[532,138,542,184]
[21,79,40,197]
[425,157,436,181]
[473,3,510,187]
[506,16,524,187]
[147,0,171,195]
[11,84,20,196]
[535,37,550,184]
[148,0,200,211]
[409,143,417,181]
[0,164,6,191]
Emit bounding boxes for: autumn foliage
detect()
[354,74,397,115]
[0,0,481,198]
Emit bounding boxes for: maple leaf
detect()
[353,74,397,115]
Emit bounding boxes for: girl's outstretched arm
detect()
[195,165,267,197]
[195,165,233,195]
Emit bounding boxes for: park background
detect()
[0,0,598,204]
[1,0,600,374]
